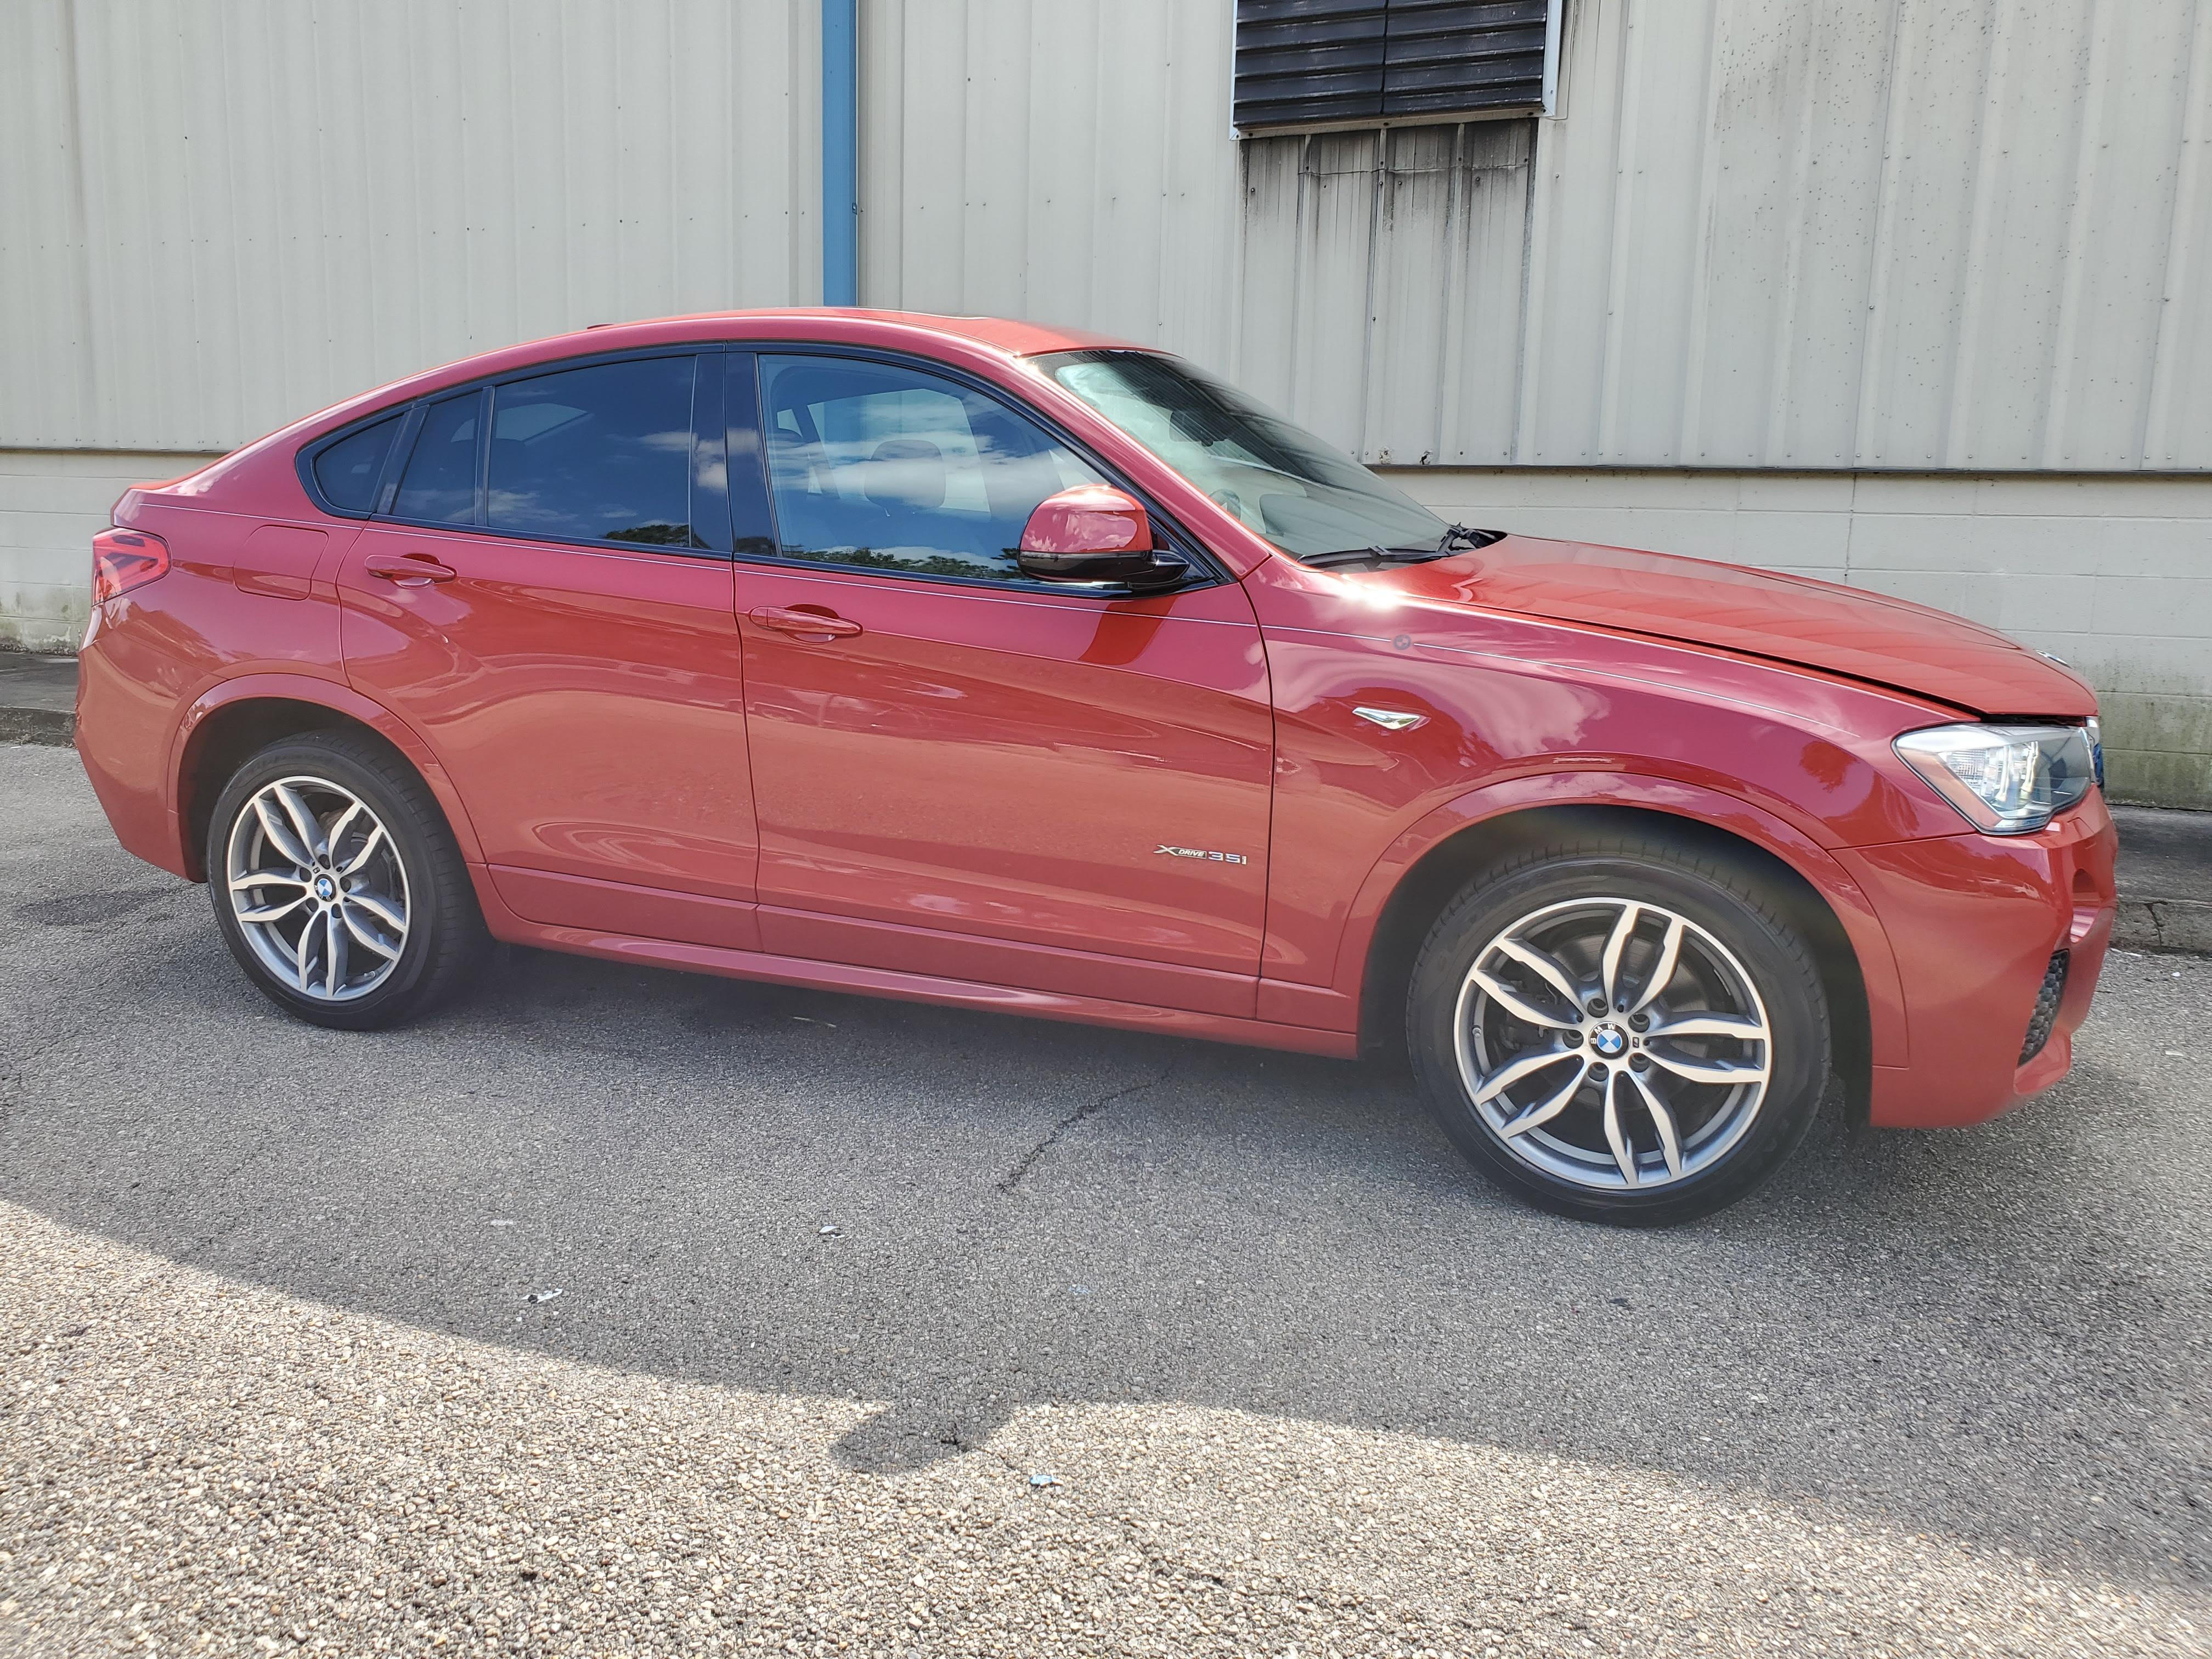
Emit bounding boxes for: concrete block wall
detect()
[0,451,218,653]
[1387,470,2212,809]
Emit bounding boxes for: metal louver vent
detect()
[1233,0,1553,134]
[1232,0,1389,132]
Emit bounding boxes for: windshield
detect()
[1035,350,1449,561]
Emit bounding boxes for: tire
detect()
[205,730,484,1030]
[1406,834,1830,1226]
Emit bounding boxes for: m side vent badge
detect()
[1353,707,1426,731]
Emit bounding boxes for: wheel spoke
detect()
[1645,1011,1766,1042]
[1645,1048,1769,1087]
[236,895,307,925]
[1499,1062,1589,1139]
[325,800,365,861]
[348,888,406,934]
[1471,967,1577,1031]
[323,910,348,997]
[1599,903,1640,1008]
[341,905,402,960]
[1626,916,1685,1015]
[230,870,309,894]
[273,784,326,861]
[292,911,316,992]
[1600,1075,1639,1185]
[340,821,387,877]
[252,796,314,871]
[1493,938,1583,1010]
[1471,1045,1581,1105]
[1625,1068,1684,1179]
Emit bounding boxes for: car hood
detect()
[1376,534,2096,719]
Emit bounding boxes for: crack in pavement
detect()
[995,1058,1180,1194]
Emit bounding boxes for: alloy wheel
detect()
[1452,898,1773,1191]
[225,775,410,1002]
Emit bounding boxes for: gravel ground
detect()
[1,741,2207,1657]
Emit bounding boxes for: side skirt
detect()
[473,882,1357,1058]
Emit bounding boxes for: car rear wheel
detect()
[206,731,483,1030]
[1407,835,1830,1225]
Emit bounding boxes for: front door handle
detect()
[748,605,863,639]
[364,551,458,585]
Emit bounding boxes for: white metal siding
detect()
[860,0,2211,472]
[1517,0,2212,471]
[0,0,821,454]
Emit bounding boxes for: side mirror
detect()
[1016,486,1167,585]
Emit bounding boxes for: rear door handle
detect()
[364,551,458,585]
[748,606,863,639]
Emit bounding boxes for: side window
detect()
[757,354,1101,583]
[392,393,481,524]
[313,414,403,513]
[488,356,699,546]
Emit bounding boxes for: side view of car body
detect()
[76,310,2115,1223]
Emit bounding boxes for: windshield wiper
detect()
[1299,544,1443,569]
[1300,524,1503,570]
[1438,522,1504,552]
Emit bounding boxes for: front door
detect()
[336,352,761,946]
[731,351,1272,1016]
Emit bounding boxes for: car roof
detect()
[158,309,1168,508]
[580,308,1144,358]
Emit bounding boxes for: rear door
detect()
[729,349,1273,1016]
[334,351,761,948]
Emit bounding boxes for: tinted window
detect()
[488,357,698,546]
[758,354,1099,583]
[313,414,402,513]
[393,393,481,524]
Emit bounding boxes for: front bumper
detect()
[1841,794,2117,1128]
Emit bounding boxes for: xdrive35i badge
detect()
[1155,845,1250,866]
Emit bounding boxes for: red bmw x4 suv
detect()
[76,311,2114,1223]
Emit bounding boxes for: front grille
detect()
[2019,950,2070,1065]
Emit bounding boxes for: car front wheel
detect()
[1407,836,1831,1225]
[206,731,483,1030]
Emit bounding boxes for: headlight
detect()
[1893,722,2099,834]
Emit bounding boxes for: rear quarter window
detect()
[312,414,403,513]
[393,393,483,524]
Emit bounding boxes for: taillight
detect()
[93,527,170,603]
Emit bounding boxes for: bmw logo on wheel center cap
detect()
[1591,1023,1628,1057]
[314,876,336,901]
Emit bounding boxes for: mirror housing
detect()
[1016,486,1167,585]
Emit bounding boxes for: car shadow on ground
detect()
[2,833,2206,1600]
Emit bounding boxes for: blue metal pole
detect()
[821,0,859,307]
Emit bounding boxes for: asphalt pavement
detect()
[2,741,2207,1656]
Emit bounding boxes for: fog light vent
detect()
[2020,950,2070,1065]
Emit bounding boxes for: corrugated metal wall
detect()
[9,0,2201,467]
[861,0,2212,473]
[0,0,820,454]
[1521,0,2212,471]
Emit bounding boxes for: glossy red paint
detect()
[335,520,758,925]
[1844,795,2114,1127]
[75,308,2115,1138]
[1419,536,2096,719]
[731,562,1271,992]
[1019,484,1152,554]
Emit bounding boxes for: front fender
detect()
[1326,770,1909,1069]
